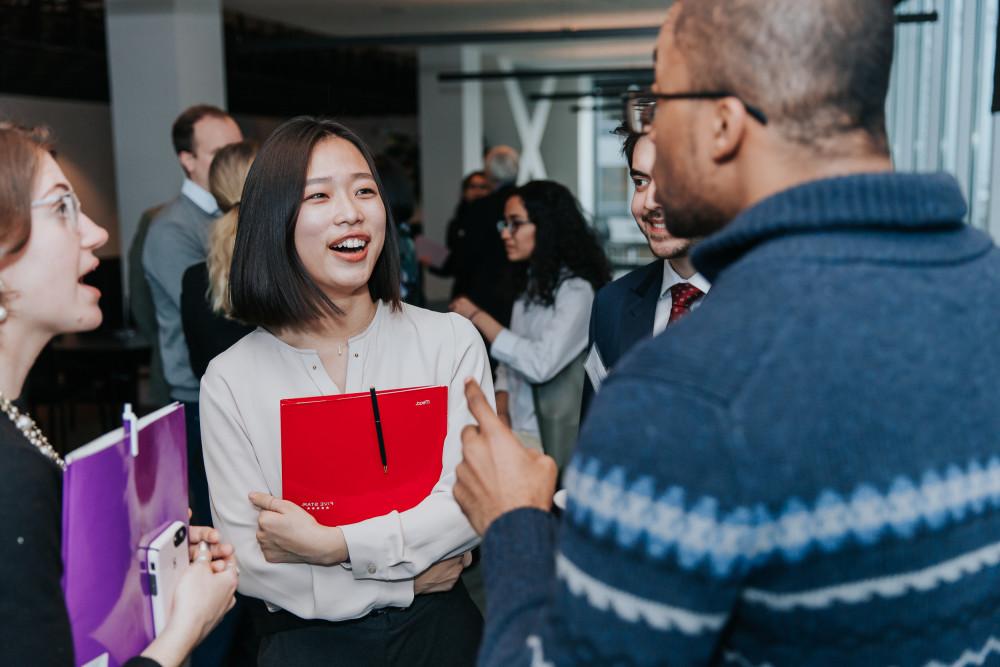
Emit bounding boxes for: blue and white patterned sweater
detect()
[478,172,1000,666]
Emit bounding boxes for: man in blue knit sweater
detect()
[454,1,1000,665]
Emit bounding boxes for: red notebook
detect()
[280,385,448,526]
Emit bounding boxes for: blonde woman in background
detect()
[181,140,256,380]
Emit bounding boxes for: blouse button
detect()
[367,563,376,575]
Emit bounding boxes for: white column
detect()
[989,116,1000,241]
[104,0,227,294]
[419,45,482,304]
[576,76,596,218]
[461,46,484,176]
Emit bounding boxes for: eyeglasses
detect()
[623,90,769,135]
[31,191,81,232]
[496,219,532,234]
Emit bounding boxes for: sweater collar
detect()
[692,172,970,281]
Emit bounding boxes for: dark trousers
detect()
[256,582,483,667]
[182,400,246,666]
[181,400,212,526]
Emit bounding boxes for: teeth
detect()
[333,238,367,250]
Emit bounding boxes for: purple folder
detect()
[61,403,188,667]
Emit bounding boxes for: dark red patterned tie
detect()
[668,283,704,325]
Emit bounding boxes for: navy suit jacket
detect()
[580,260,664,417]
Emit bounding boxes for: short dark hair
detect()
[612,124,642,169]
[230,116,402,329]
[171,104,231,156]
[674,0,895,153]
[373,155,415,224]
[461,170,486,189]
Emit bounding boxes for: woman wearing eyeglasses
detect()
[450,180,610,469]
[0,124,239,666]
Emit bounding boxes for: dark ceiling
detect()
[0,0,417,116]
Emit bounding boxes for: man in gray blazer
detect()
[142,104,242,525]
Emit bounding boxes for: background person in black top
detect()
[181,140,256,380]
[435,146,521,330]
[0,123,238,667]
[430,169,491,276]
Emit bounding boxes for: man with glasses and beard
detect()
[581,127,709,414]
[452,1,1000,665]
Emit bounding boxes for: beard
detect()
[641,215,695,259]
[661,194,728,240]
[654,140,732,240]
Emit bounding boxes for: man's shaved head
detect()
[672,0,895,154]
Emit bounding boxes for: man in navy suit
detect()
[581,128,711,414]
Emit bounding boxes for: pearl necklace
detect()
[0,393,66,471]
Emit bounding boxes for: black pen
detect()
[369,387,388,474]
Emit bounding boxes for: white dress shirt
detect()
[491,277,595,436]
[180,178,220,215]
[200,301,492,621]
[652,261,712,335]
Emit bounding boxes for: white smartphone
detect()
[145,521,189,636]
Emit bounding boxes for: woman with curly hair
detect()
[451,180,610,468]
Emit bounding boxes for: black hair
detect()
[462,170,487,189]
[612,124,642,170]
[171,104,231,156]
[229,116,402,329]
[509,180,611,306]
[373,155,415,224]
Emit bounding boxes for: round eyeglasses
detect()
[496,219,532,234]
[623,90,768,135]
[31,190,81,233]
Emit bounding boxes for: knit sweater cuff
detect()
[482,508,558,618]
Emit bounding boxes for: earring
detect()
[0,279,7,323]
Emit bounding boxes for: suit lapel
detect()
[620,261,663,358]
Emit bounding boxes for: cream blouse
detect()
[492,277,594,435]
[200,301,493,621]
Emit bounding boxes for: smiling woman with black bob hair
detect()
[229,122,402,326]
[199,116,492,666]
